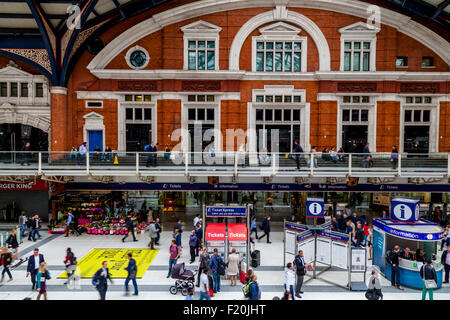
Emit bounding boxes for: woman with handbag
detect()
[0,247,13,283]
[365,270,383,300]
[227,248,240,286]
[420,259,437,300]
[6,229,19,258]
[197,248,210,287]
[36,262,50,300]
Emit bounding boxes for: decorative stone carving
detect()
[337,82,377,92]
[400,83,440,93]
[181,81,221,91]
[2,49,52,73]
[117,80,157,91]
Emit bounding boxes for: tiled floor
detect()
[0,230,448,300]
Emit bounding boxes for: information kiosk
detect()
[373,198,445,289]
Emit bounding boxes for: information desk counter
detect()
[385,258,443,289]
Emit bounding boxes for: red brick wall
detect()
[157,99,182,148]
[376,101,400,152]
[440,101,450,152]
[50,92,68,152]
[313,101,338,150]
[221,100,247,151]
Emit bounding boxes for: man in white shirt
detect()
[77,142,87,165]
[193,214,201,227]
[199,267,210,300]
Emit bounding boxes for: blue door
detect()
[88,130,103,152]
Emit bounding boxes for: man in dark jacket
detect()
[26,248,45,290]
[122,216,137,242]
[354,221,365,247]
[400,247,414,261]
[338,213,348,233]
[195,224,202,257]
[248,273,261,300]
[420,259,437,300]
[387,245,404,290]
[293,141,303,170]
[124,253,138,296]
[258,216,272,243]
[441,247,450,283]
[209,248,224,293]
[93,261,113,300]
[293,250,306,298]
[155,218,162,245]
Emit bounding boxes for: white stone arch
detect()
[0,106,50,132]
[229,6,331,71]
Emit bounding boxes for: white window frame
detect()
[118,93,157,151]
[181,20,222,71]
[83,112,106,152]
[337,95,377,152]
[85,100,103,108]
[252,22,307,73]
[339,22,379,72]
[248,85,309,153]
[399,95,439,153]
[125,45,150,70]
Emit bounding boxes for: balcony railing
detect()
[0,151,449,179]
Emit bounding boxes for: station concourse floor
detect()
[1,229,449,300]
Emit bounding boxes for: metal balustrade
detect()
[0,151,448,179]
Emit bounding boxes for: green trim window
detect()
[188,40,216,70]
[343,41,371,71]
[256,40,302,72]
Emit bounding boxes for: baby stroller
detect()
[169,262,196,296]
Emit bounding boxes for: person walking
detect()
[122,216,137,242]
[26,248,45,290]
[167,240,181,278]
[366,270,383,300]
[248,273,261,300]
[199,267,211,300]
[441,226,448,251]
[155,217,162,245]
[147,220,157,249]
[258,216,271,243]
[387,245,404,290]
[175,228,182,248]
[195,224,202,257]
[209,248,224,293]
[29,215,41,242]
[284,262,296,300]
[19,211,27,238]
[63,248,77,286]
[6,229,19,257]
[354,221,365,247]
[189,230,198,264]
[173,219,183,237]
[64,211,75,237]
[441,246,450,283]
[363,221,371,246]
[36,262,50,300]
[390,145,399,169]
[0,247,13,283]
[21,141,31,166]
[250,217,257,243]
[193,214,201,228]
[197,247,210,287]
[227,248,240,286]
[293,141,303,170]
[420,259,437,300]
[93,261,113,300]
[124,253,138,296]
[293,250,306,298]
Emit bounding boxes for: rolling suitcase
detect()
[240,270,246,284]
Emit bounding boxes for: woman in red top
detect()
[363,221,372,260]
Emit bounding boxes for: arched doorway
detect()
[0,123,48,163]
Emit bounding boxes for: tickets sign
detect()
[206,206,247,217]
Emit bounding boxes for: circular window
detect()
[130,50,147,68]
[125,46,150,70]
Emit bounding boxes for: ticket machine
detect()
[227,223,248,262]
[205,223,226,259]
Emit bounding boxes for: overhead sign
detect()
[372,219,444,241]
[206,206,247,217]
[285,222,308,232]
[0,180,49,191]
[306,198,324,218]
[297,230,314,242]
[390,198,420,224]
[227,223,247,241]
[205,223,226,241]
[317,230,350,243]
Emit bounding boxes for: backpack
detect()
[365,278,378,300]
[243,280,254,298]
[91,274,98,287]
[217,259,226,276]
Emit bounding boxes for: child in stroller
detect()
[169,262,197,296]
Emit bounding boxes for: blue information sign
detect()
[206,206,247,217]
[390,198,420,224]
[306,198,324,218]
